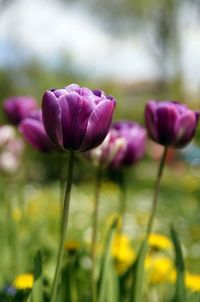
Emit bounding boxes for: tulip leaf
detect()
[34,250,42,279]
[58,255,79,302]
[107,261,119,302]
[171,226,187,302]
[98,218,118,302]
[58,265,71,302]
[31,250,43,302]
[27,294,32,302]
[130,239,148,302]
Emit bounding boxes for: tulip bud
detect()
[42,84,116,152]
[19,110,54,152]
[3,96,37,125]
[145,100,199,148]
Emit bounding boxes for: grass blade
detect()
[131,239,148,302]
[171,226,187,302]
[31,250,43,302]
[98,218,118,302]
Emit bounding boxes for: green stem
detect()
[118,168,126,232]
[146,147,168,237]
[98,219,117,302]
[91,165,102,302]
[59,153,66,232]
[5,177,18,275]
[50,151,75,302]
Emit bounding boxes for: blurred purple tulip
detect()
[87,121,146,168]
[86,128,127,168]
[145,100,199,148]
[112,121,147,166]
[19,110,54,152]
[42,84,116,152]
[3,96,37,125]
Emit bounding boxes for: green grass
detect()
[0,155,200,289]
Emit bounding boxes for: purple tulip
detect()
[3,96,37,125]
[19,110,54,152]
[112,121,147,166]
[42,84,116,152]
[145,100,199,148]
[86,128,127,168]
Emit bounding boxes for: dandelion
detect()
[65,240,80,254]
[148,233,172,251]
[169,270,200,293]
[146,256,174,284]
[13,273,34,290]
[112,234,136,274]
[185,272,200,293]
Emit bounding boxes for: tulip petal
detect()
[175,112,198,147]
[59,92,94,149]
[19,118,53,152]
[4,97,37,125]
[80,87,94,97]
[42,91,63,147]
[145,101,159,142]
[123,130,146,164]
[112,122,146,166]
[29,110,42,121]
[65,84,80,91]
[80,100,116,151]
[53,89,68,98]
[92,89,102,97]
[156,104,178,145]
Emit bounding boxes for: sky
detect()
[0,0,199,93]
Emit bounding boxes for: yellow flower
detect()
[13,273,34,290]
[146,256,174,284]
[185,272,200,293]
[111,234,136,274]
[148,233,172,251]
[64,240,80,253]
[12,207,22,222]
[170,270,200,293]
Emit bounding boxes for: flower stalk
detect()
[118,168,127,232]
[91,164,102,302]
[146,146,168,237]
[50,150,75,302]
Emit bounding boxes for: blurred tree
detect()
[61,0,199,95]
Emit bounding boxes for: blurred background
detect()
[0,0,200,107]
[0,0,200,287]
